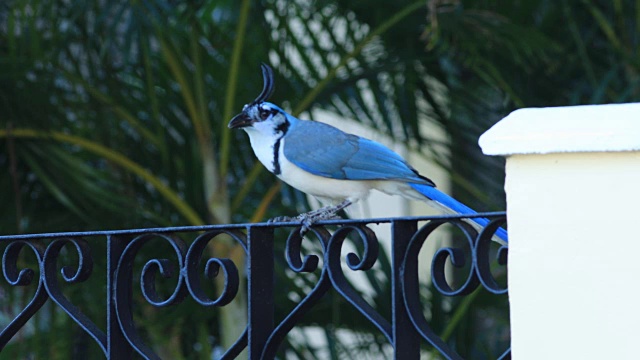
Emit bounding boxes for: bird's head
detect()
[228,64,291,137]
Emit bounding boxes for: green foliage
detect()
[1,0,638,358]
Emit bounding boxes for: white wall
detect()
[480,103,640,359]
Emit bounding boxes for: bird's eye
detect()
[259,108,270,120]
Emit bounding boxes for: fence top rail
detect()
[0,212,506,241]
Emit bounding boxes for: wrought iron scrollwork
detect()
[0,241,48,349]
[475,218,509,294]
[401,218,509,359]
[43,238,107,355]
[401,220,475,359]
[185,230,246,307]
[326,225,393,343]
[185,229,248,359]
[261,226,332,359]
[428,220,481,296]
[114,233,188,359]
[0,213,509,359]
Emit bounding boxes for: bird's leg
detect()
[268,200,352,223]
[269,205,334,223]
[269,199,353,235]
[268,215,297,223]
[296,199,352,234]
[300,199,352,219]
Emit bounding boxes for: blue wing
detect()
[283,118,507,243]
[283,119,432,184]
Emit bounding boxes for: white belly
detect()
[278,155,375,202]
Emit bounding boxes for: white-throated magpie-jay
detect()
[229,64,507,243]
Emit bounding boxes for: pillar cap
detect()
[479,103,640,156]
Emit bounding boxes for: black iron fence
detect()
[0,213,509,359]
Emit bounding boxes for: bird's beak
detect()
[228,112,253,129]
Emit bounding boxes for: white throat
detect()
[243,126,282,174]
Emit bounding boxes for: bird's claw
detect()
[267,215,318,236]
[299,220,312,237]
[295,213,342,237]
[297,214,319,237]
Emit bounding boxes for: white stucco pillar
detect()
[479,103,640,360]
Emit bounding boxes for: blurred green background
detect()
[1,0,638,358]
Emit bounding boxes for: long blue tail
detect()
[409,183,508,243]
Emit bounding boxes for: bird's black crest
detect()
[252,63,275,105]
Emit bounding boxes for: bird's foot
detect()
[296,212,342,235]
[269,200,353,236]
[297,200,353,236]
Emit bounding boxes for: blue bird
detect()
[229,64,507,243]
